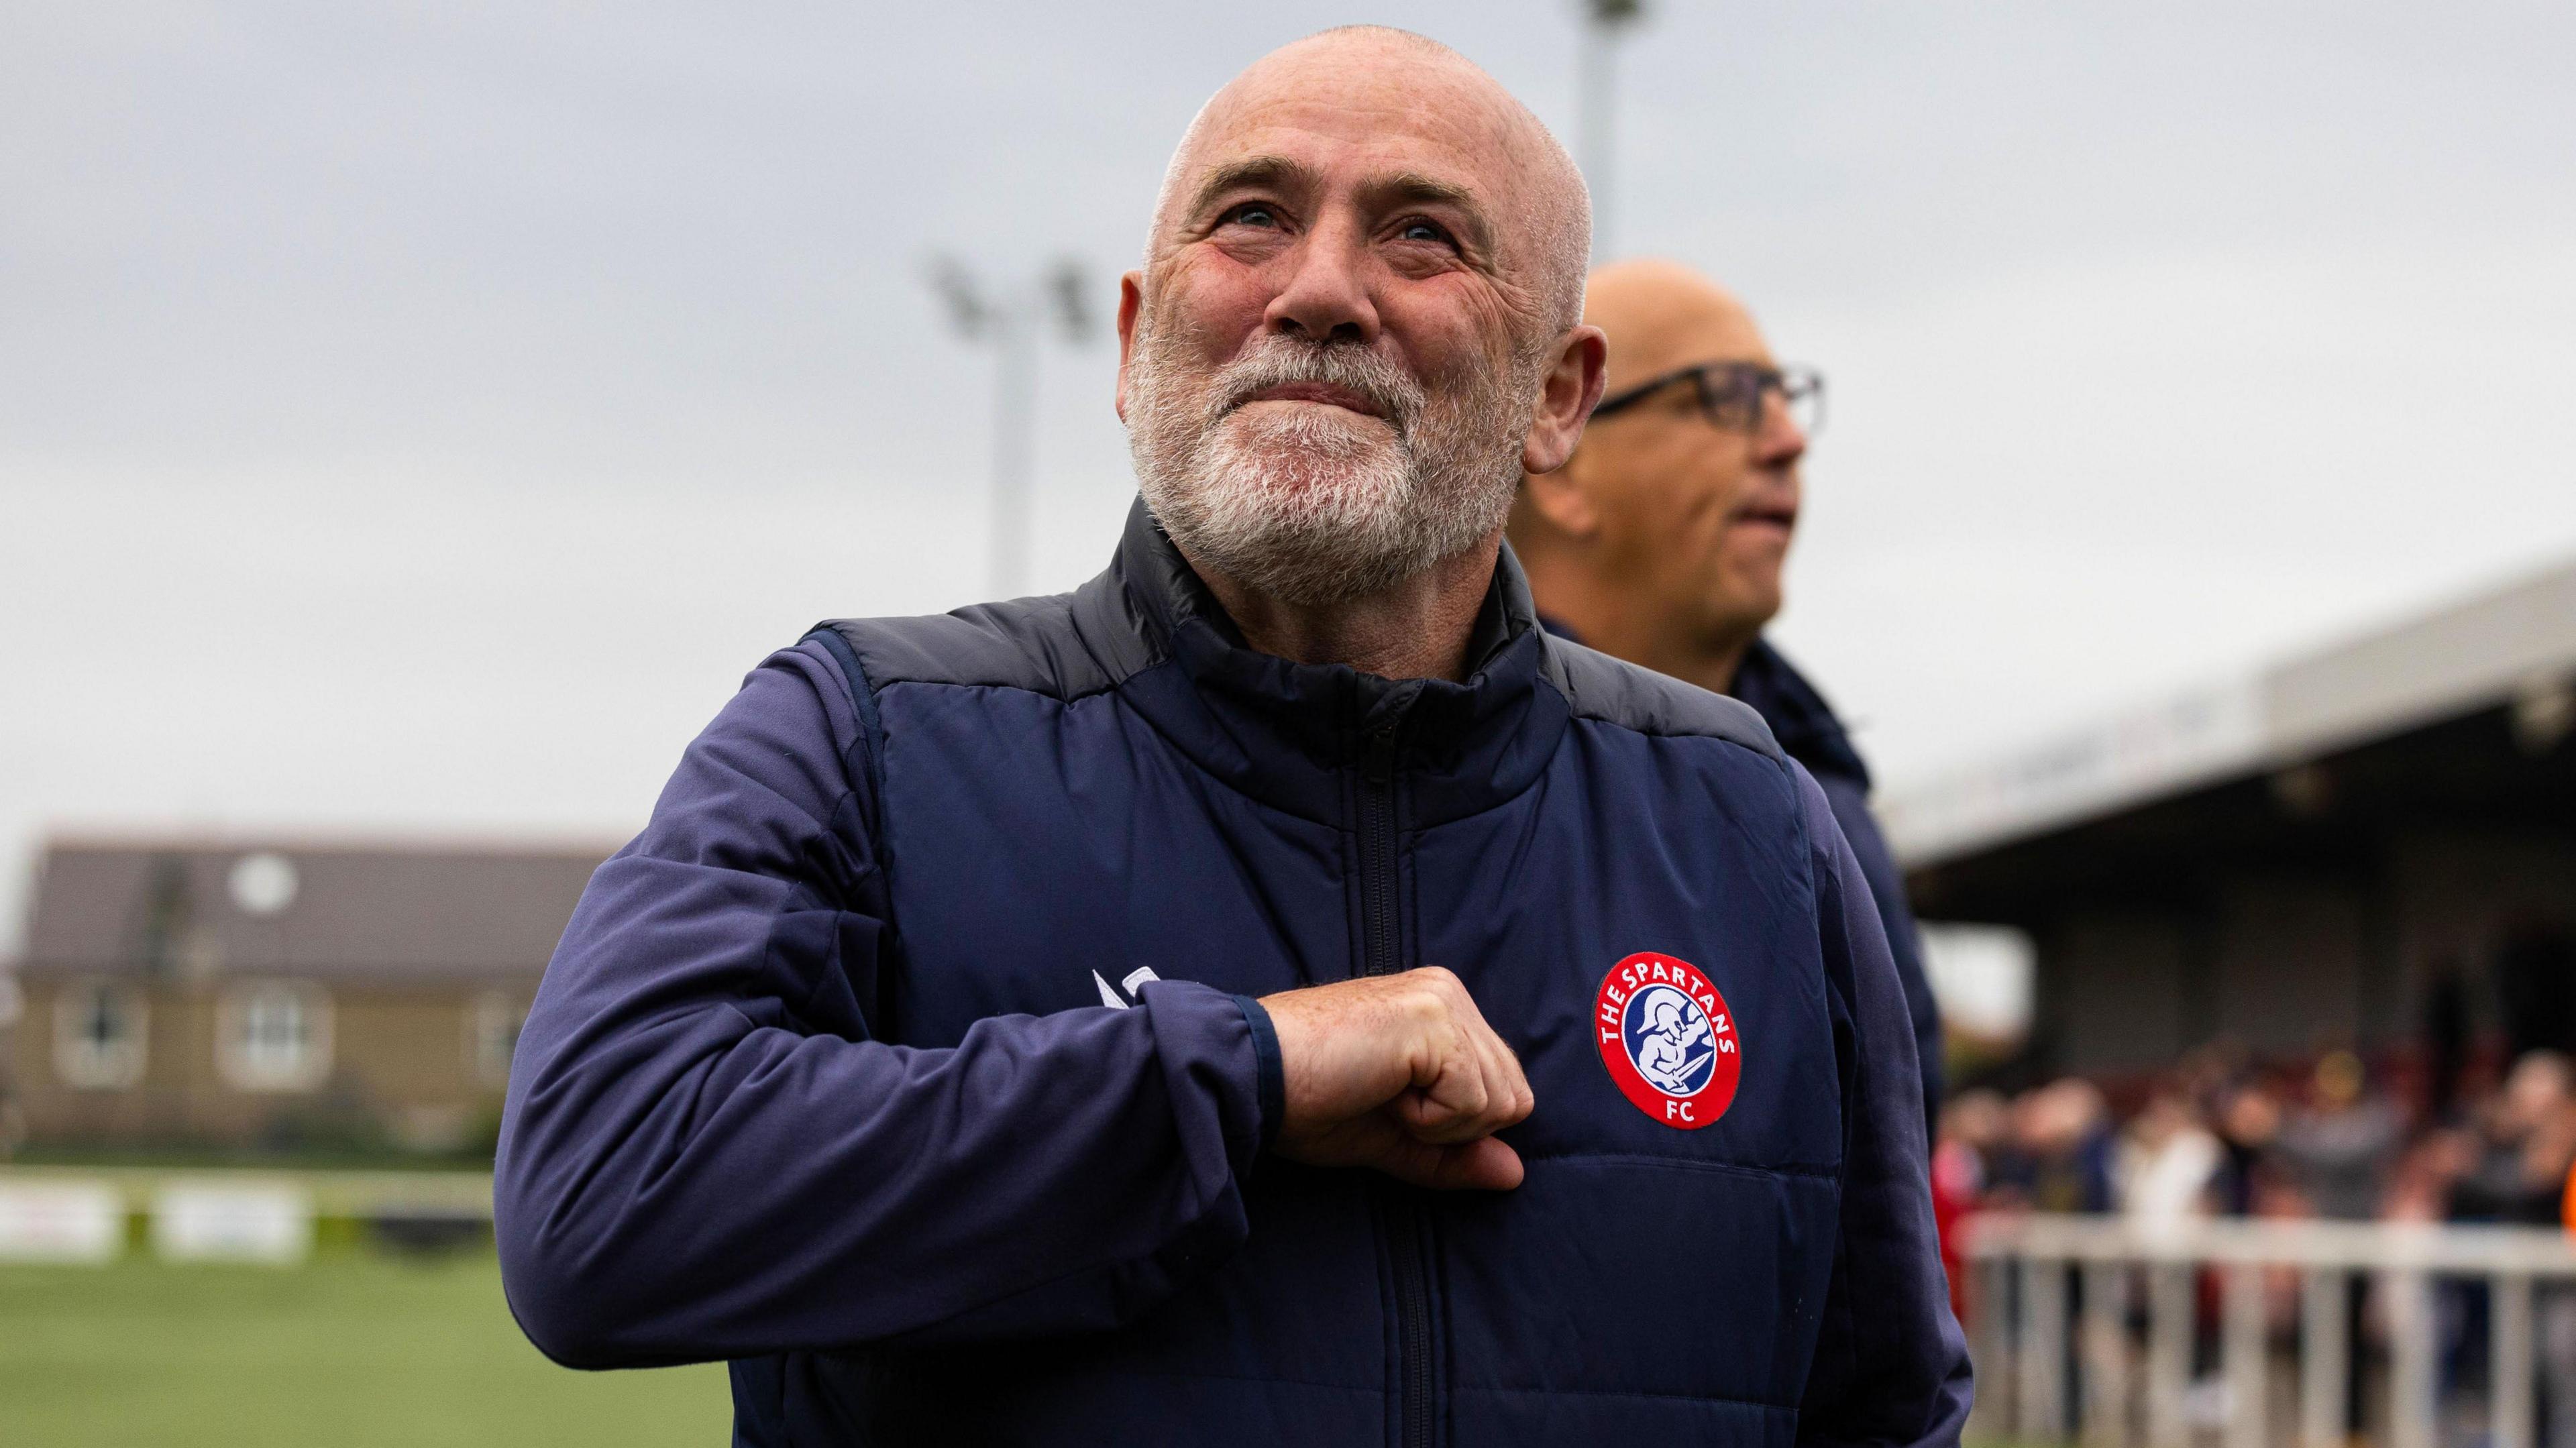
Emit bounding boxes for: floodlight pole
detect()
[1576,0,1648,261]
[927,258,1090,599]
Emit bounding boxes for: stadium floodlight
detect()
[925,255,1092,598]
[1576,0,1650,260]
[926,256,992,338]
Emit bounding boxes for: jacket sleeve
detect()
[1815,773,1947,1144]
[1792,767,1974,1447]
[493,640,1272,1369]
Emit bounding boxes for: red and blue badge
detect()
[1595,952,1741,1129]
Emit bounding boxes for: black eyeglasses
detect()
[1590,361,1824,438]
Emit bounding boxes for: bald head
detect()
[1147,27,1591,334]
[1582,258,1771,394]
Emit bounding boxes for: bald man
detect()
[1511,260,1947,1140]
[498,31,1968,1447]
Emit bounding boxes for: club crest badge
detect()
[1595,952,1741,1129]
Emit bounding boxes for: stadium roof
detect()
[1881,555,2576,869]
[13,836,612,983]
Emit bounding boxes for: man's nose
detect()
[1752,392,1807,468]
[1261,225,1380,345]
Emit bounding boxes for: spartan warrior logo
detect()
[1623,985,1717,1097]
[1593,952,1742,1129]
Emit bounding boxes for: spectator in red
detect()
[1932,1088,2007,1315]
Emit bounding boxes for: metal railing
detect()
[1964,1214,2576,1448]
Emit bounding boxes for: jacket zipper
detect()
[1358,720,1435,1448]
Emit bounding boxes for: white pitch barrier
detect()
[0,1182,126,1264]
[1962,1213,2576,1448]
[150,1184,315,1265]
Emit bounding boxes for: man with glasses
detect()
[1509,257,1945,1137]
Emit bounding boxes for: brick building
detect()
[0,838,608,1154]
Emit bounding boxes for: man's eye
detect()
[1222,203,1280,229]
[1397,220,1453,246]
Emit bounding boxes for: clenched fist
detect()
[1257,967,1534,1191]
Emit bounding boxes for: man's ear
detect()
[1113,271,1145,424]
[1521,323,1608,477]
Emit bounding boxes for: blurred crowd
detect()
[1931,1044,2576,1439]
[1925,932,2576,1441]
[1933,1043,2576,1258]
[1934,930,2576,1256]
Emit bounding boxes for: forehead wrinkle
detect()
[1377,172,1474,206]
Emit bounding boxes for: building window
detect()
[216,982,333,1093]
[54,981,149,1090]
[471,993,525,1087]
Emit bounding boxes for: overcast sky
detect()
[5,1,2573,945]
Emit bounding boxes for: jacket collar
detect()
[1073,498,1568,827]
[1726,638,1870,789]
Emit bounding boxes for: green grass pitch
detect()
[0,1251,731,1447]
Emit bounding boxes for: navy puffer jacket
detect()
[495,500,1971,1447]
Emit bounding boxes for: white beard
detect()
[1126,323,1536,606]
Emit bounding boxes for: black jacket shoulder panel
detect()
[818,573,1140,703]
[1542,634,1784,761]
